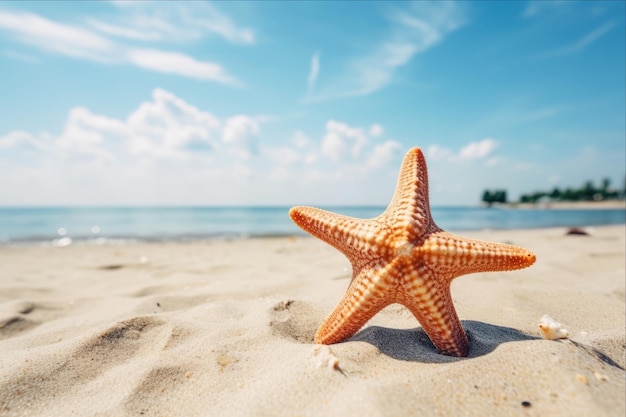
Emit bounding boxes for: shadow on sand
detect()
[349,320,539,363]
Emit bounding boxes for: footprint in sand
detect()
[124,366,197,416]
[268,300,322,343]
[0,301,40,340]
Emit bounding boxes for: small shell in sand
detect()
[538,314,569,340]
[312,345,340,370]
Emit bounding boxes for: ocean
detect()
[0,206,624,245]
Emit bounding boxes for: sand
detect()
[0,225,624,417]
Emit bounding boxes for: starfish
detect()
[289,147,536,357]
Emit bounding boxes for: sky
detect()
[0,0,624,207]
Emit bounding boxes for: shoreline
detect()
[1,222,625,247]
[2,204,624,246]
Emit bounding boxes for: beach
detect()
[0,225,624,416]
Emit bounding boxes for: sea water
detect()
[0,206,624,244]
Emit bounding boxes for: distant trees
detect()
[518,177,622,204]
[481,177,624,206]
[481,189,507,206]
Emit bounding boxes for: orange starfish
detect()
[289,147,536,357]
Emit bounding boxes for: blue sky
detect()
[0,1,624,206]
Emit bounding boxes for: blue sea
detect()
[0,206,624,245]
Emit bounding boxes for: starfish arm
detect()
[314,262,392,344]
[289,206,386,262]
[382,147,439,242]
[421,231,536,279]
[399,262,469,357]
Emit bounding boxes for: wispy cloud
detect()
[189,3,255,45]
[85,18,163,41]
[304,1,465,102]
[536,21,617,58]
[104,1,255,44]
[0,8,246,84]
[307,52,320,92]
[0,11,112,61]
[521,0,569,19]
[126,49,241,86]
[522,107,563,123]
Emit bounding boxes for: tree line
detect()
[482,177,625,205]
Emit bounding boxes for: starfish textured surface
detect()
[289,147,536,357]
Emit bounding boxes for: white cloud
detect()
[304,1,465,101]
[126,88,221,158]
[459,138,497,160]
[307,52,320,91]
[291,130,310,148]
[486,156,504,166]
[0,92,404,205]
[68,107,127,134]
[57,125,116,162]
[427,139,498,162]
[0,9,243,84]
[0,89,231,164]
[0,130,46,150]
[0,89,260,163]
[369,123,384,137]
[321,120,368,162]
[266,147,302,165]
[223,115,261,159]
[303,153,317,165]
[366,140,402,168]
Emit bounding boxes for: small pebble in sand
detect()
[217,354,238,368]
[565,227,589,236]
[594,371,608,381]
[538,315,569,340]
[576,374,589,384]
[312,345,340,371]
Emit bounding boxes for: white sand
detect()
[0,225,624,416]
